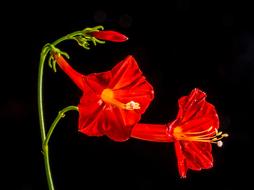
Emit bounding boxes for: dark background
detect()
[2,1,253,189]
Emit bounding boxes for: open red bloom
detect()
[167,88,225,178]
[131,88,228,178]
[91,30,128,42]
[54,54,154,141]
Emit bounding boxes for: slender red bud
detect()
[91,30,128,42]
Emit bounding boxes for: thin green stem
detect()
[52,31,83,45]
[38,32,81,190]
[44,106,79,146]
[38,36,80,190]
[43,145,54,190]
[41,106,78,190]
[38,26,103,190]
[38,31,83,142]
[38,46,54,190]
[38,33,77,143]
[38,47,50,143]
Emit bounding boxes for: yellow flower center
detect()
[173,126,228,147]
[101,88,114,103]
[101,88,140,110]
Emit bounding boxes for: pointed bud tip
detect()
[117,35,128,42]
[124,36,129,41]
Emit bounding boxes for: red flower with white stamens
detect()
[131,88,228,177]
[54,54,154,141]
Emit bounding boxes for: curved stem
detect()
[38,32,81,143]
[41,106,78,190]
[44,106,79,146]
[38,26,103,189]
[38,46,54,190]
[52,31,83,45]
[37,31,83,190]
[38,47,50,143]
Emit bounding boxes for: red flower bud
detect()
[91,30,128,42]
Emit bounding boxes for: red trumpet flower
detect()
[131,88,228,178]
[91,30,128,42]
[54,54,154,141]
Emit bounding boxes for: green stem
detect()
[38,46,54,189]
[44,106,79,146]
[52,31,83,45]
[38,48,49,143]
[43,145,54,190]
[42,106,78,190]
[38,26,103,189]
[38,32,82,144]
[38,32,82,190]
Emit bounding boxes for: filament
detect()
[173,126,228,146]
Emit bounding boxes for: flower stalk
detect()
[37,26,105,190]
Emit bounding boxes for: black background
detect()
[2,1,253,189]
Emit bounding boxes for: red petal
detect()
[91,30,128,42]
[177,88,207,123]
[180,141,213,170]
[174,141,187,178]
[79,101,140,141]
[78,94,104,136]
[174,141,213,178]
[109,55,145,89]
[84,71,112,95]
[101,107,137,141]
[175,88,219,132]
[109,55,154,113]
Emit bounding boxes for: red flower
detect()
[54,54,154,141]
[91,30,128,42]
[131,88,228,178]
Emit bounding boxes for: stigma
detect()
[173,126,228,147]
[101,88,140,110]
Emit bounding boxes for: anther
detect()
[125,101,140,110]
